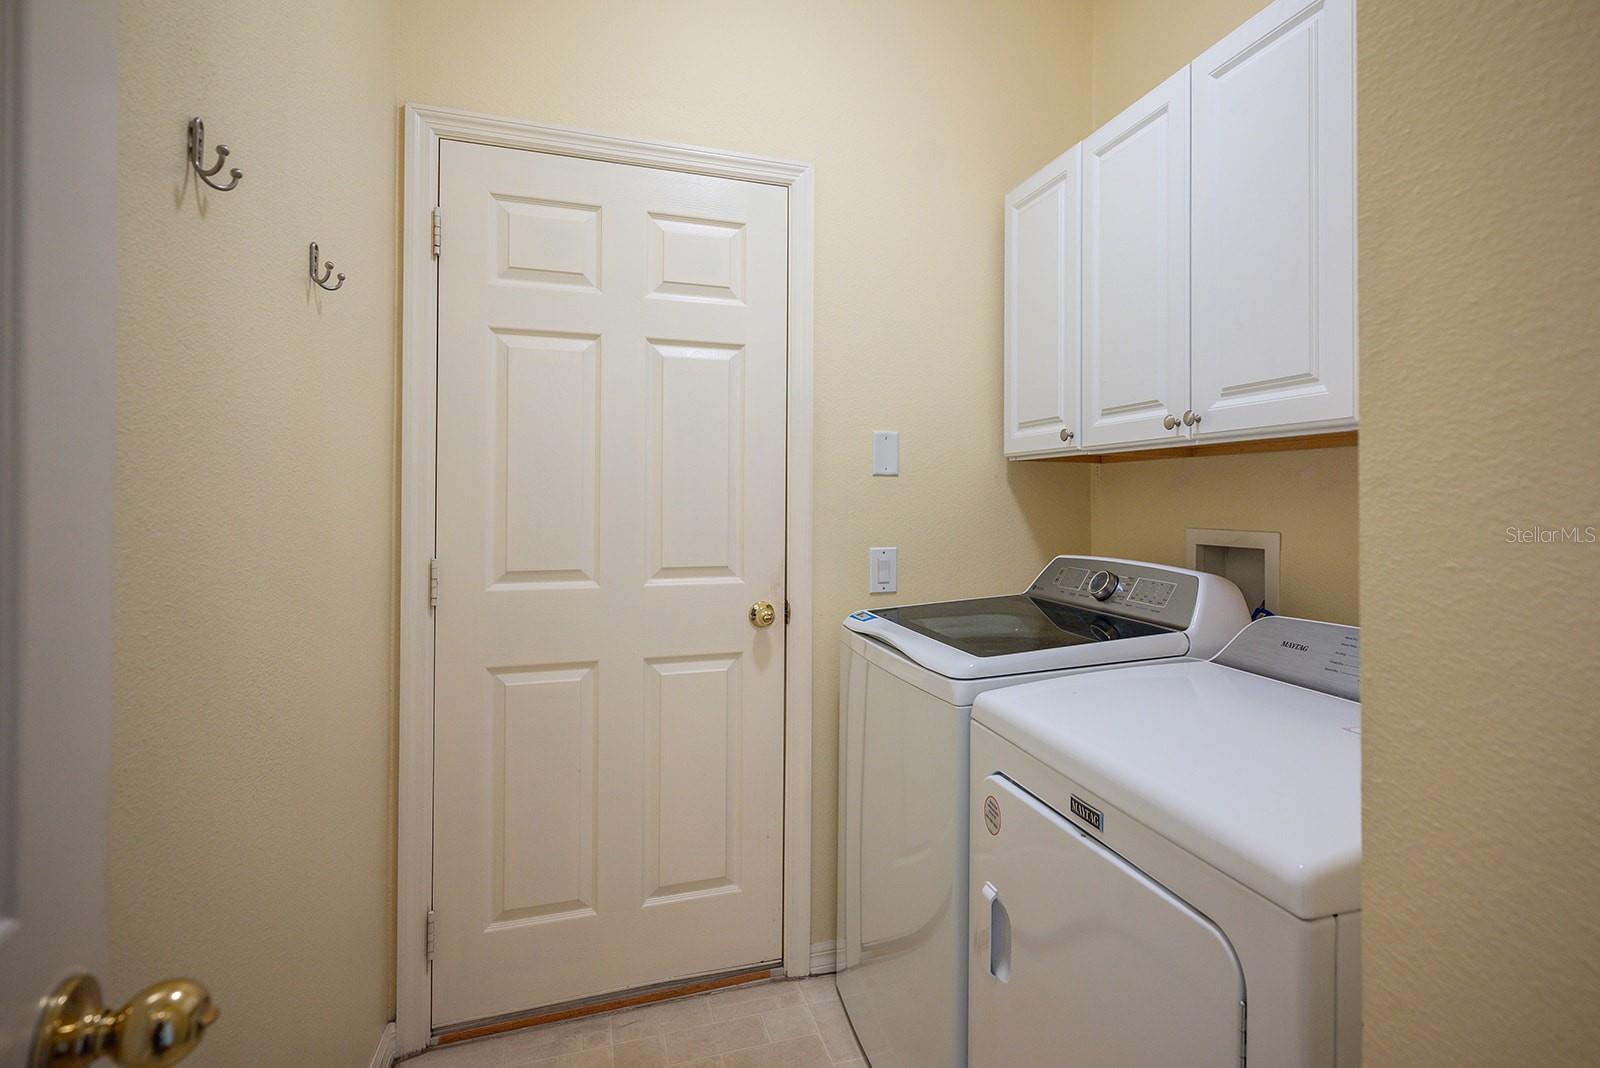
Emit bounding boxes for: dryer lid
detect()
[974,621,1361,919]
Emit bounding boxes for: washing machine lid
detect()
[973,618,1361,919]
[843,596,1190,680]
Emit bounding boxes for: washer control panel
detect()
[1026,557,1200,629]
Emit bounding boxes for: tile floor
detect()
[409,976,865,1067]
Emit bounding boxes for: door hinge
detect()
[431,206,443,258]
[429,557,440,609]
[426,909,437,962]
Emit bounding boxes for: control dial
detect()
[1087,570,1119,601]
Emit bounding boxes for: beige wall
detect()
[114,2,397,1062]
[1090,0,1263,124]
[1084,0,1360,626]
[1358,1,1600,1062]
[1088,449,1358,622]
[395,0,1099,941]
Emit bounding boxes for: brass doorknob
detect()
[749,601,777,628]
[32,974,219,1068]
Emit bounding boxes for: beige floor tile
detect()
[758,1004,817,1042]
[611,998,713,1041]
[761,984,808,1008]
[555,1048,614,1068]
[664,1017,769,1064]
[706,992,802,1023]
[805,998,848,1030]
[492,1018,611,1064]
[798,979,838,1006]
[411,984,849,1068]
[410,1038,513,1067]
[609,1013,664,1044]
[810,1014,860,1064]
[698,982,801,1014]
[831,1061,865,1068]
[722,1036,833,1068]
[612,1036,668,1068]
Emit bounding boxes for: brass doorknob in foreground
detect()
[33,974,219,1068]
[750,600,777,628]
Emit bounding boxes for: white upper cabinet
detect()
[1000,0,1356,459]
[1081,68,1192,450]
[1190,0,1356,436]
[1004,146,1081,456]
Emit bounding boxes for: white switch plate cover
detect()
[872,431,899,476]
[869,547,897,593]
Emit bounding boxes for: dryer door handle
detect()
[983,882,1011,982]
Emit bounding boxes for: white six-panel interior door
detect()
[431,138,789,1027]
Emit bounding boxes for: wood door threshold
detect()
[436,965,779,1046]
[1041,429,1357,463]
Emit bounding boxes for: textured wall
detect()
[114,2,397,1063]
[396,0,1098,941]
[1358,0,1600,1061]
[1085,0,1360,625]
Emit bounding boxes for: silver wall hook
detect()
[308,242,346,291]
[187,116,242,192]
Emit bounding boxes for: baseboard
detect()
[368,1022,397,1068]
[809,940,837,975]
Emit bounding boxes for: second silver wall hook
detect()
[309,242,346,291]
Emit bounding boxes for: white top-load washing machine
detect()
[968,615,1362,1068]
[836,557,1248,1068]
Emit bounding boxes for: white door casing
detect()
[1191,0,1356,436]
[1003,145,1081,457]
[430,139,790,1026]
[1081,68,1192,449]
[0,0,117,1059]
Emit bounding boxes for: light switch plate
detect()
[869,547,897,593]
[872,431,899,476]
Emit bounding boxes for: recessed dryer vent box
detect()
[1186,528,1281,616]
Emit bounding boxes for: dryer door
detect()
[971,774,1246,1067]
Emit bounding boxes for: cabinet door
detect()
[1003,146,1080,457]
[1191,0,1355,436]
[1081,68,1191,449]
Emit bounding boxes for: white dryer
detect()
[969,616,1362,1067]
[836,557,1248,1067]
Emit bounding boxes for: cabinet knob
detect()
[1182,409,1201,427]
[1162,414,1180,430]
[1059,428,1075,442]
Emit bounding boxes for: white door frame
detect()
[396,104,814,1055]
